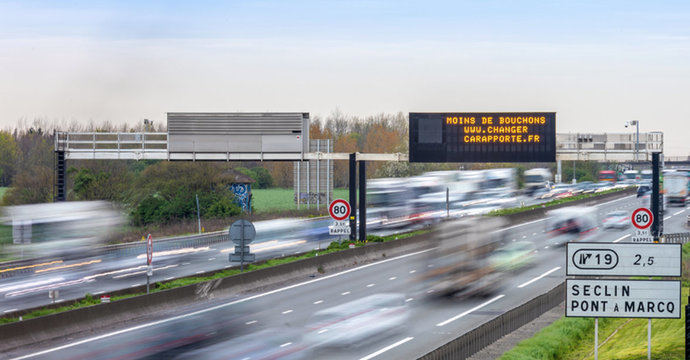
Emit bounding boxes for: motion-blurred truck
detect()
[664,172,689,206]
[416,217,506,297]
[524,168,552,196]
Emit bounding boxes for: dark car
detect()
[637,185,651,198]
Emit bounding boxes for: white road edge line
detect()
[282,309,293,314]
[9,249,434,360]
[674,209,686,216]
[359,337,414,360]
[664,216,671,221]
[313,300,323,305]
[3,309,18,313]
[436,295,505,327]
[613,234,631,243]
[245,320,257,325]
[517,267,561,288]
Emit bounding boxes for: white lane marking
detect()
[282,309,293,314]
[674,209,686,216]
[165,277,174,281]
[436,295,505,327]
[497,217,548,232]
[318,329,328,334]
[544,246,549,249]
[280,342,292,348]
[427,289,435,294]
[182,262,191,266]
[613,234,631,243]
[359,337,415,360]
[313,300,323,305]
[10,249,433,360]
[341,291,351,295]
[112,264,178,279]
[409,270,416,274]
[208,258,215,261]
[4,309,18,313]
[405,298,413,302]
[130,283,141,287]
[245,320,257,325]
[389,276,397,280]
[517,267,561,288]
[532,232,537,236]
[195,271,205,274]
[366,283,375,288]
[522,235,527,239]
[93,291,105,295]
[664,216,671,221]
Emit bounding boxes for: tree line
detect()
[0,114,605,225]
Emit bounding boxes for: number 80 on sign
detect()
[329,199,351,221]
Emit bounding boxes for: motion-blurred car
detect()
[637,184,651,197]
[546,207,598,246]
[602,211,629,229]
[304,293,409,348]
[490,241,535,272]
[174,329,307,360]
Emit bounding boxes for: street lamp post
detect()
[626,120,640,162]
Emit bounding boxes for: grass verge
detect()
[500,241,690,360]
[488,187,632,217]
[0,229,429,324]
[250,188,351,213]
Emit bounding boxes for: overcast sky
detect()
[1,0,688,154]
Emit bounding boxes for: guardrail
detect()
[418,282,565,360]
[662,232,690,244]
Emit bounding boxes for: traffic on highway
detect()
[3,168,687,359]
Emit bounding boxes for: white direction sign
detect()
[566,279,680,319]
[329,220,351,235]
[566,243,681,277]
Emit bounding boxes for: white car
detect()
[304,293,409,348]
[602,211,629,229]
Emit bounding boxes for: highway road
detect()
[0,196,539,313]
[7,194,687,360]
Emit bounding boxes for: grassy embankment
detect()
[488,187,633,217]
[0,229,425,324]
[250,188,351,213]
[500,242,690,360]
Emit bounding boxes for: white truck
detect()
[524,168,552,196]
[664,172,689,206]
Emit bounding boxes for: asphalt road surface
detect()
[8,194,687,360]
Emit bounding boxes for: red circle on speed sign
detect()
[631,208,653,230]
[329,199,351,221]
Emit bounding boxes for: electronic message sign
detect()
[409,112,556,163]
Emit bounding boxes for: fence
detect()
[419,282,565,360]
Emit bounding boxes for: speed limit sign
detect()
[329,199,351,221]
[631,208,653,230]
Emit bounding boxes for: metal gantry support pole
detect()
[651,152,662,241]
[296,161,300,210]
[359,160,366,242]
[349,153,357,241]
[316,140,320,209]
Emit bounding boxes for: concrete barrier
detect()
[0,231,435,352]
[419,282,566,360]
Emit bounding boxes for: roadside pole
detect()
[349,153,357,241]
[358,160,366,242]
[651,152,662,242]
[446,188,450,218]
[146,234,152,294]
[594,317,598,360]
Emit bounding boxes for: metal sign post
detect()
[146,234,153,294]
[229,220,256,272]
